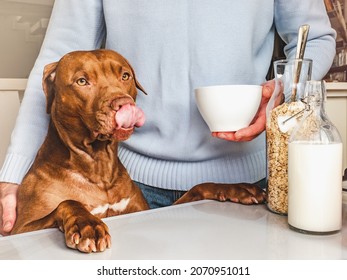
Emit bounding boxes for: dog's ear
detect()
[134,78,148,96]
[122,58,148,95]
[42,62,58,114]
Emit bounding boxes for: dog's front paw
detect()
[218,183,267,205]
[62,213,111,253]
[174,182,266,205]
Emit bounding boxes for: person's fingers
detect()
[261,80,275,99]
[0,183,19,235]
[1,196,17,233]
[211,131,237,141]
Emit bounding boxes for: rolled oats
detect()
[266,101,304,214]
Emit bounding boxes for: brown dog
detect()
[11,50,266,253]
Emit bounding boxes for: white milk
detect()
[288,142,343,233]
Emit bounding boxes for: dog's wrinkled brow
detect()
[103,60,130,77]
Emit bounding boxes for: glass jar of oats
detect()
[265,59,312,215]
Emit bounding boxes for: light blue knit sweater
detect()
[0,0,336,190]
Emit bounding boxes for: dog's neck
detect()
[41,120,120,185]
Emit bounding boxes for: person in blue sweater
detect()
[0,0,336,235]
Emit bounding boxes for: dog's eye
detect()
[122,72,131,81]
[76,78,88,86]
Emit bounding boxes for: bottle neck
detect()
[305,85,327,120]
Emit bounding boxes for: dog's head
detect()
[42,49,146,142]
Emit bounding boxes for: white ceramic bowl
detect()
[194,85,262,132]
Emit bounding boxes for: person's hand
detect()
[0,182,19,235]
[212,80,281,142]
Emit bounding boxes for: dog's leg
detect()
[174,182,266,205]
[55,200,111,253]
[21,200,111,253]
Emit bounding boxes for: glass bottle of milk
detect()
[288,80,343,234]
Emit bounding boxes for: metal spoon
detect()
[291,24,310,101]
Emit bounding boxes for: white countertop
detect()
[0,198,346,260]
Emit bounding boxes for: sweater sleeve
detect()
[274,0,336,80]
[0,0,106,184]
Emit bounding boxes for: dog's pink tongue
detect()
[115,104,145,129]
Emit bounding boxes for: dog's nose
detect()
[110,96,135,111]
